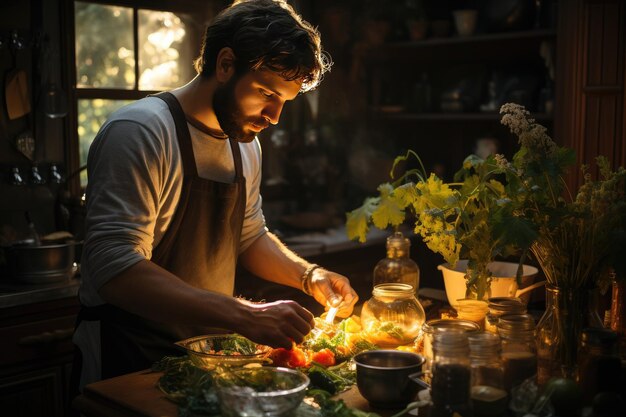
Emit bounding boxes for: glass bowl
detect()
[215,367,310,417]
[175,334,271,369]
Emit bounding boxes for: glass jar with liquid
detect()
[360,283,425,348]
[497,314,538,392]
[468,332,508,417]
[430,331,473,417]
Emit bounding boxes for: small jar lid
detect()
[488,297,525,312]
[423,318,481,335]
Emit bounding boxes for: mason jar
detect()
[430,331,473,417]
[360,283,426,348]
[422,318,481,376]
[485,297,526,334]
[468,332,508,416]
[497,314,537,391]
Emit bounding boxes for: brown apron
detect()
[73,91,247,382]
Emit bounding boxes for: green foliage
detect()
[154,356,378,417]
[346,103,625,299]
[307,361,356,394]
[153,356,221,416]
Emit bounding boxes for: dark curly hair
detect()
[194,0,331,92]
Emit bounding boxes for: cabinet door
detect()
[0,315,76,368]
[0,366,64,417]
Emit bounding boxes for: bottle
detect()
[373,231,420,292]
[360,283,425,348]
[468,332,508,417]
[577,328,622,405]
[497,314,537,392]
[430,331,474,417]
[485,297,526,334]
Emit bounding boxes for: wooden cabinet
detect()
[0,296,80,417]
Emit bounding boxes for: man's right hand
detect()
[235,300,314,349]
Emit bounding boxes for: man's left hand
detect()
[309,268,358,317]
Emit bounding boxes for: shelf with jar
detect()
[366,28,556,64]
[365,39,556,129]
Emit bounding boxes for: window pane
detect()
[75,2,134,88]
[78,99,133,186]
[138,10,196,90]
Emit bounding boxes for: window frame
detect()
[62,0,223,196]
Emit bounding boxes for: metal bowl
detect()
[3,241,78,284]
[175,334,271,369]
[215,367,309,417]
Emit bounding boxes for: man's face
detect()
[213,69,303,143]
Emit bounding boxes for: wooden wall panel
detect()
[556,0,625,192]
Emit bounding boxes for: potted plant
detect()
[347,105,545,302]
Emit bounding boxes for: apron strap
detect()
[229,138,244,181]
[151,92,198,178]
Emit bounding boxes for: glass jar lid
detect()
[423,318,481,335]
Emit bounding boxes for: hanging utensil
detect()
[4,30,35,160]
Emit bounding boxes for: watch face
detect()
[15,130,35,160]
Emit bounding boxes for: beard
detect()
[213,75,268,143]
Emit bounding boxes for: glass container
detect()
[430,331,473,417]
[468,332,508,417]
[577,328,621,405]
[497,314,537,391]
[360,283,425,348]
[485,297,526,334]
[456,299,489,329]
[422,319,481,376]
[373,231,420,292]
[535,285,604,385]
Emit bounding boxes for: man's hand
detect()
[309,269,358,318]
[235,300,314,349]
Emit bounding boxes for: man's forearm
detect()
[239,232,310,289]
[99,259,247,328]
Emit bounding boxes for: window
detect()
[70,0,216,187]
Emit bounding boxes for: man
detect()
[72,0,358,391]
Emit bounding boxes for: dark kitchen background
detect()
[0,1,624,416]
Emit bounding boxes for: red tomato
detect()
[287,346,308,368]
[311,348,336,367]
[269,346,308,368]
[268,348,292,367]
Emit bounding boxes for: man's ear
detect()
[215,47,236,83]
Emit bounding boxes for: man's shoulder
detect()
[107,96,172,128]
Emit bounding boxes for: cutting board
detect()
[72,369,401,417]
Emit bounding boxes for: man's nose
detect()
[262,102,284,125]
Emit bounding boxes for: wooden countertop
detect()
[72,369,411,417]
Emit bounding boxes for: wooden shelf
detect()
[367,29,557,64]
[370,110,554,123]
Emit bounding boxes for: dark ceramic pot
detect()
[354,350,429,409]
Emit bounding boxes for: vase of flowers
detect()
[496,104,625,381]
